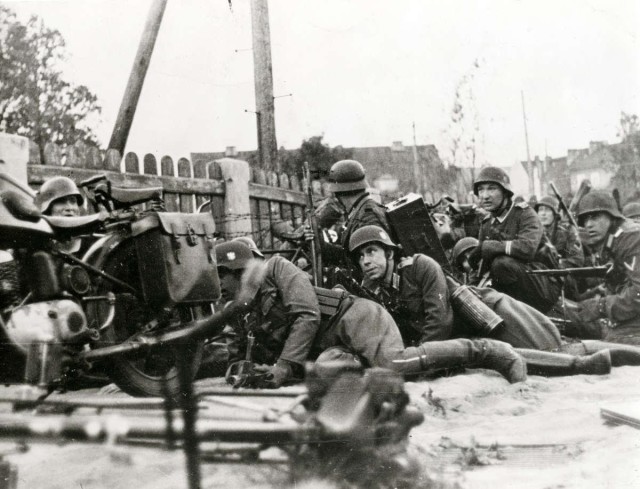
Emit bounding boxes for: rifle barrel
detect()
[527,265,610,278]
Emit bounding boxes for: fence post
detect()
[217,157,251,239]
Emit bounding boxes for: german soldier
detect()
[219,241,527,384]
[469,166,561,312]
[535,195,584,299]
[349,225,640,376]
[622,201,640,224]
[565,191,640,344]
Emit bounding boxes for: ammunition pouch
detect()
[131,212,221,308]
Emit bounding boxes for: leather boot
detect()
[517,348,612,376]
[391,338,527,384]
[579,340,640,367]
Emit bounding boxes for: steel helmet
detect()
[328,160,367,194]
[473,167,513,197]
[576,190,623,226]
[348,225,397,253]
[215,241,254,270]
[622,201,640,219]
[232,236,264,258]
[535,195,560,215]
[35,176,83,214]
[452,237,479,266]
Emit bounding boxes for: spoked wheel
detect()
[88,238,204,398]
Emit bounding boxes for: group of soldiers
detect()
[28,161,640,389]
[210,160,640,387]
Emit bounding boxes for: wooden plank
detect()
[124,152,140,173]
[103,149,121,172]
[43,142,63,166]
[177,157,193,213]
[66,140,87,168]
[601,403,640,429]
[28,165,224,195]
[143,153,158,175]
[160,156,178,211]
[249,182,305,205]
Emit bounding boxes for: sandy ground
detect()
[1,367,639,489]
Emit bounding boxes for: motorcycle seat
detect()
[44,212,107,232]
[102,185,163,206]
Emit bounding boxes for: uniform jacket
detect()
[245,255,320,367]
[322,192,391,269]
[369,254,454,345]
[584,220,640,323]
[478,201,557,268]
[547,221,584,268]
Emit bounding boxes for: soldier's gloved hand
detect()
[252,361,294,388]
[575,284,607,301]
[481,240,505,261]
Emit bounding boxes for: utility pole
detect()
[412,122,423,197]
[521,90,535,197]
[250,0,278,171]
[109,0,168,155]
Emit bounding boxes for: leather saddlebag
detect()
[131,212,221,307]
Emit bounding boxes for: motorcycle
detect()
[0,172,223,397]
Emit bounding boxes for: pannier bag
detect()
[131,212,221,307]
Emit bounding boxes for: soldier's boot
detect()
[517,348,611,377]
[561,340,640,367]
[391,338,527,384]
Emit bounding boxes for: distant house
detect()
[568,141,617,190]
[192,141,461,203]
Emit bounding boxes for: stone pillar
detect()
[0,133,29,185]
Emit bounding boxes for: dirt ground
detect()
[1,366,639,489]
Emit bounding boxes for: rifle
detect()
[568,179,591,217]
[549,182,578,228]
[304,161,322,286]
[527,265,611,278]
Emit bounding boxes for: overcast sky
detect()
[5,0,640,167]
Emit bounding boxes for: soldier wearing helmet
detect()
[215,239,526,384]
[345,225,629,378]
[622,201,640,224]
[535,195,584,300]
[35,176,84,217]
[561,190,640,343]
[469,166,561,312]
[215,240,320,387]
[349,225,454,343]
[324,159,392,272]
[451,236,480,284]
[34,176,88,254]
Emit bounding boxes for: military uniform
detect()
[477,200,561,312]
[232,255,321,373]
[547,221,584,269]
[363,254,454,345]
[568,220,640,344]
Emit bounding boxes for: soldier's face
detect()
[477,183,505,212]
[357,243,388,281]
[583,212,613,246]
[218,268,242,302]
[537,206,555,226]
[50,196,80,217]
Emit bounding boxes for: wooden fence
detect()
[26,140,325,251]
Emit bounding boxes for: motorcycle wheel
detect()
[88,238,205,398]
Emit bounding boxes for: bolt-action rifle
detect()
[304,161,322,286]
[549,181,578,228]
[527,264,611,278]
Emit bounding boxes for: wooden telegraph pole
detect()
[250,0,278,171]
[109,0,168,155]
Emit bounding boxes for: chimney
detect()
[225,146,238,157]
[391,141,405,152]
